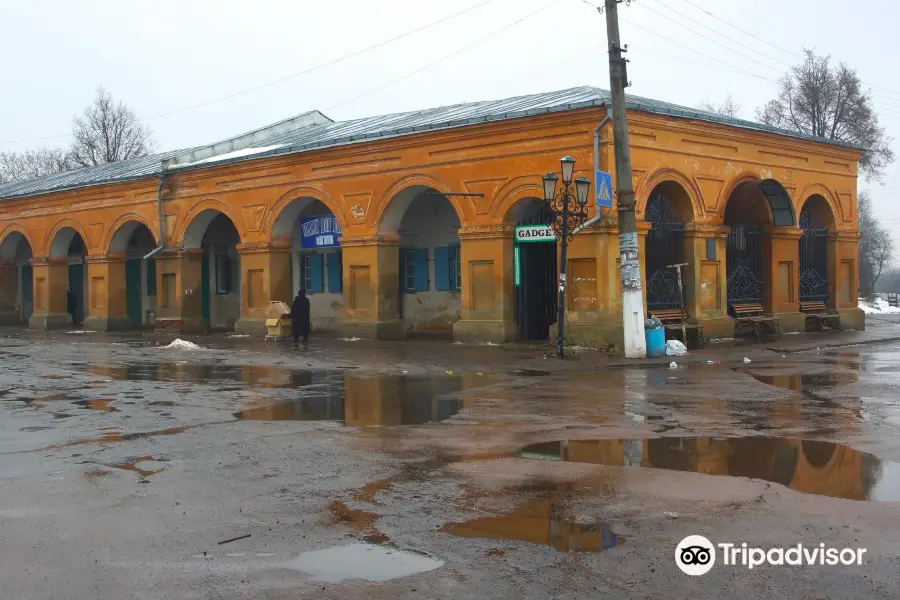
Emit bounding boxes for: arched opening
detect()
[183,211,241,330]
[798,195,834,305]
[504,196,557,341]
[49,227,88,326]
[272,197,344,332]
[0,232,34,323]
[109,221,158,327]
[644,183,693,312]
[380,186,461,335]
[801,440,837,470]
[724,181,773,309]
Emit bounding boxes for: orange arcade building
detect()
[0,87,863,346]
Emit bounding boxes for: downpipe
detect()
[571,107,612,238]
[143,173,167,260]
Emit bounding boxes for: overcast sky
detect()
[2,0,898,253]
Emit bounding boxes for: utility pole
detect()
[604,0,646,359]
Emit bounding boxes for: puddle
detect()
[80,456,169,482]
[73,399,119,412]
[518,437,900,501]
[286,543,443,582]
[234,374,466,426]
[508,369,551,377]
[328,500,392,545]
[442,499,621,553]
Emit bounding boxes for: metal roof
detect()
[0,86,861,202]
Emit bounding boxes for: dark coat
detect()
[66,290,77,314]
[290,295,311,333]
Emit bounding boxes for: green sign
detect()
[515,225,556,243]
[513,245,521,287]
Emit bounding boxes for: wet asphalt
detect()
[1,320,900,599]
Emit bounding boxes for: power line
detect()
[326,0,562,112]
[679,0,900,98]
[1,0,501,145]
[637,0,787,71]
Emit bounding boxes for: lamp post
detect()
[543,156,592,359]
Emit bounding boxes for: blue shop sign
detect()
[300,215,342,249]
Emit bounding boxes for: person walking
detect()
[66,287,78,326]
[290,288,311,350]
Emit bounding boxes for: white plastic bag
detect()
[665,339,688,356]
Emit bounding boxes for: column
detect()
[559,221,624,347]
[452,225,517,344]
[763,226,804,332]
[234,242,292,336]
[829,230,864,330]
[28,257,70,329]
[82,253,130,331]
[0,261,18,324]
[682,223,732,339]
[340,234,405,340]
[152,249,207,333]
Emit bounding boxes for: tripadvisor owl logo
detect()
[675,535,715,576]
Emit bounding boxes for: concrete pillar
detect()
[340,235,404,340]
[234,242,292,336]
[763,226,804,332]
[28,257,70,329]
[452,225,516,344]
[0,261,18,325]
[83,253,131,331]
[683,223,732,339]
[153,249,206,333]
[555,221,624,348]
[829,230,864,330]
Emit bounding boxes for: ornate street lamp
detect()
[542,156,591,358]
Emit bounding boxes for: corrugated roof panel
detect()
[0,85,861,202]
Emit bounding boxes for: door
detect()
[21,265,33,321]
[125,258,142,326]
[67,263,84,324]
[515,207,557,341]
[201,252,211,327]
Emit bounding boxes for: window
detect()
[300,254,312,292]
[400,248,429,293]
[451,245,461,291]
[215,255,232,295]
[299,253,325,293]
[434,245,461,292]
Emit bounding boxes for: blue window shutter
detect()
[326,252,341,293]
[433,246,450,291]
[413,249,429,292]
[310,253,324,293]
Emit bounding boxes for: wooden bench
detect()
[649,309,707,349]
[800,301,843,331]
[730,303,782,343]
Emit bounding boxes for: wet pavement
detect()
[2,321,900,598]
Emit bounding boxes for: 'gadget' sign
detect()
[515,225,556,243]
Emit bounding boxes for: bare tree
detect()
[69,86,156,168]
[0,148,74,184]
[757,50,894,179]
[858,191,894,297]
[699,95,740,118]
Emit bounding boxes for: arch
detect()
[0,225,34,261]
[635,168,703,221]
[797,184,840,229]
[492,178,545,222]
[178,200,243,249]
[801,440,837,470]
[104,213,158,254]
[758,179,796,227]
[375,174,464,234]
[643,180,692,312]
[265,186,348,241]
[47,220,90,258]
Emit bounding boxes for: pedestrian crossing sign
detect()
[595,170,613,209]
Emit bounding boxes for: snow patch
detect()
[170,145,285,169]
[860,298,900,314]
[65,330,96,334]
[160,339,203,350]
[339,337,362,342]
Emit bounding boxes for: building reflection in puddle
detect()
[518,437,899,501]
[234,371,469,426]
[442,484,622,553]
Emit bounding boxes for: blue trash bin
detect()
[645,327,666,358]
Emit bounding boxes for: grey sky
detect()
[2,0,898,254]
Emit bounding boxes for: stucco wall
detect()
[204,217,241,330]
[399,196,461,333]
